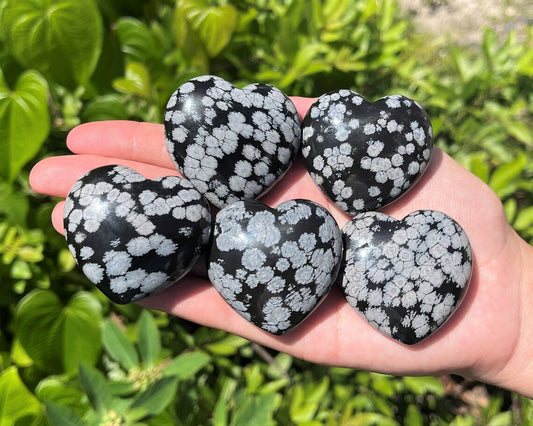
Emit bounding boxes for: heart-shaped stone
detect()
[164,75,301,208]
[339,210,472,345]
[63,165,212,304]
[301,90,433,215]
[208,199,343,335]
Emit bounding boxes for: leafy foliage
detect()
[0,0,532,424]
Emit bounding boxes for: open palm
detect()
[30,97,532,394]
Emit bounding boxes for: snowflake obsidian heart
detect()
[208,199,343,335]
[164,75,301,208]
[63,165,212,304]
[339,210,472,345]
[301,90,433,215]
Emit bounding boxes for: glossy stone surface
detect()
[339,210,472,345]
[63,165,212,304]
[164,75,301,209]
[208,199,343,335]
[301,90,433,215]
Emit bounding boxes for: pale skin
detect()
[29,97,533,398]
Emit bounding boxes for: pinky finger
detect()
[52,201,65,235]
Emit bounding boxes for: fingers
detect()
[290,96,317,121]
[30,154,179,198]
[64,98,316,170]
[52,201,65,234]
[66,121,175,170]
[139,277,472,375]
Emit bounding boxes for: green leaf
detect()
[2,0,103,87]
[0,182,30,226]
[489,153,527,196]
[116,17,161,63]
[36,376,87,412]
[348,412,399,426]
[213,394,228,426]
[404,404,424,426]
[130,376,178,415]
[45,401,86,426]
[163,351,211,379]
[513,206,533,231]
[137,310,161,368]
[102,318,139,371]
[81,94,128,122]
[231,393,278,426]
[78,363,110,415]
[0,367,42,426]
[0,69,49,182]
[112,61,151,99]
[176,0,238,58]
[487,412,513,426]
[403,376,444,396]
[15,290,102,374]
[207,334,249,355]
[503,198,517,223]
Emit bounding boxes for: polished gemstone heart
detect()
[339,210,472,345]
[164,75,301,208]
[208,199,343,335]
[302,90,433,215]
[63,165,212,304]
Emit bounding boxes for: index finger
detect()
[66,97,317,167]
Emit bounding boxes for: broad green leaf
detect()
[116,17,161,63]
[0,367,42,426]
[137,310,161,367]
[176,0,237,58]
[163,351,211,379]
[102,318,139,371]
[2,0,103,87]
[15,290,102,374]
[231,393,278,426]
[0,69,49,182]
[130,376,178,415]
[36,376,87,411]
[45,401,85,426]
[78,363,111,415]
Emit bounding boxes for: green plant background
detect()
[0,0,532,424]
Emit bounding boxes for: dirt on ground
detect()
[397,0,533,45]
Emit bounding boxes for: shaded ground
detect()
[398,0,533,44]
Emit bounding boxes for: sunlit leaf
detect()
[0,69,49,182]
[2,0,103,87]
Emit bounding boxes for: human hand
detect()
[29,97,533,397]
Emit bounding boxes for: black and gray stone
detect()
[340,210,472,345]
[63,165,212,304]
[302,90,433,215]
[208,199,343,335]
[164,75,301,208]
